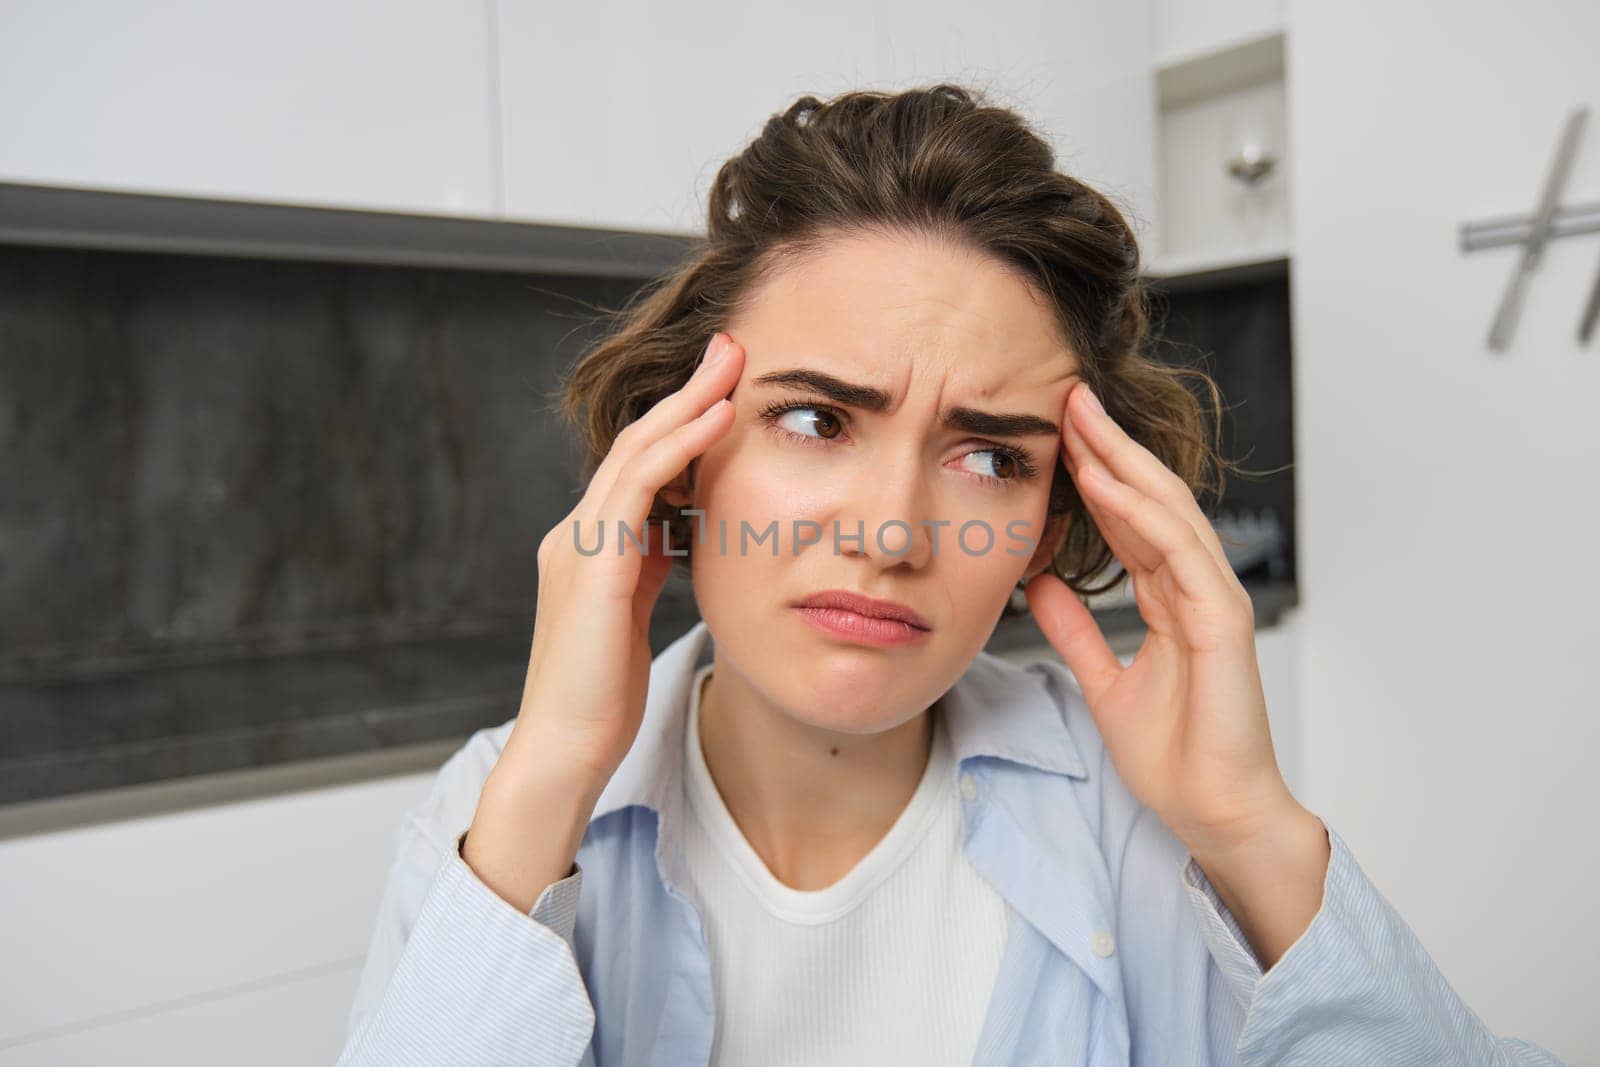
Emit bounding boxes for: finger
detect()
[1066,383,1239,585]
[632,535,676,636]
[1024,571,1123,709]
[1074,456,1250,628]
[599,397,736,568]
[586,331,741,512]
[585,333,744,515]
[1061,408,1164,574]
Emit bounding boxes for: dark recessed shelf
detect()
[0,180,701,277]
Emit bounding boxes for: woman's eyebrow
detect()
[750,367,1060,438]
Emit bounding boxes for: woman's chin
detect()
[768,647,936,733]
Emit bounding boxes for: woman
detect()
[336,85,1565,1065]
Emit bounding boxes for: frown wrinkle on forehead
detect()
[729,231,1078,412]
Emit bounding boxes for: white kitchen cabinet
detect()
[0,771,434,1063]
[495,0,1158,241]
[1,1,1159,243]
[0,0,497,217]
[1149,30,1289,272]
[1288,1,1599,1058]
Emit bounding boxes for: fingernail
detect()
[705,335,727,369]
[1082,386,1104,416]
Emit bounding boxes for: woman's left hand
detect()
[1024,380,1328,966]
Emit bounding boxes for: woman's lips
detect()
[792,606,932,648]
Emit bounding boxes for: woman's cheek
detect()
[698,456,809,547]
[929,494,1041,581]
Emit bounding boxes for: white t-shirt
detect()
[679,662,1012,1066]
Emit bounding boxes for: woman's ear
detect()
[1020,510,1070,583]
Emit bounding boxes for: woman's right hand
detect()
[502,330,744,790]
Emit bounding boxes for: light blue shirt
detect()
[337,619,1565,1065]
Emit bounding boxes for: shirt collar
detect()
[591,618,1088,826]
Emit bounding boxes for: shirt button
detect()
[959,772,979,802]
[1090,929,1116,958]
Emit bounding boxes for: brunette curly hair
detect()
[553,82,1246,618]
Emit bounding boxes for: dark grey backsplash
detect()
[1148,270,1297,585]
[0,244,1295,808]
[0,243,685,805]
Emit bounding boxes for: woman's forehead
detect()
[732,230,1076,381]
[732,301,1078,405]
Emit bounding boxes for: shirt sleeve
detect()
[335,818,596,1067]
[1181,816,1572,1065]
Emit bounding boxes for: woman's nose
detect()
[833,449,935,569]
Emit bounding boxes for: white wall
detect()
[1287,1,1600,1060]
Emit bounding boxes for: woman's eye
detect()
[958,448,1018,480]
[776,406,843,440]
[763,402,1033,484]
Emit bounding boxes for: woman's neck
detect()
[694,657,938,890]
